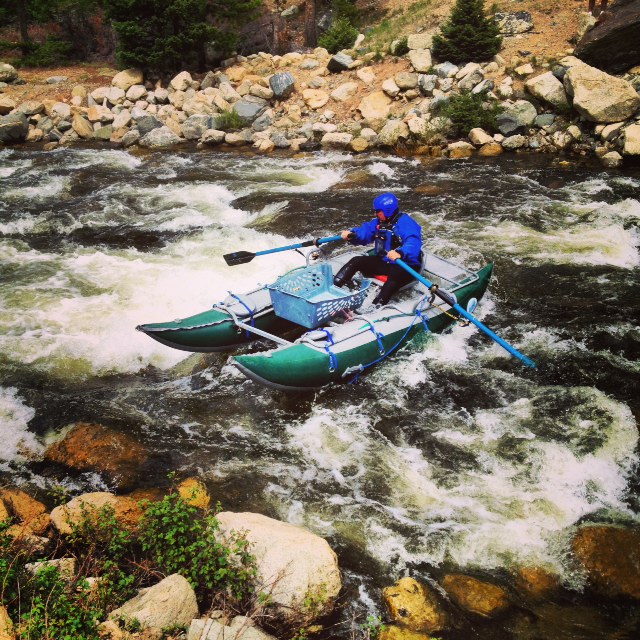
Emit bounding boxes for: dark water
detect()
[1,146,639,637]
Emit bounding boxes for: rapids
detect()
[1,146,639,637]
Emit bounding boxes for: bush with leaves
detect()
[318,17,358,54]
[139,492,256,607]
[442,90,502,136]
[432,0,501,64]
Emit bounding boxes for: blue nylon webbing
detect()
[228,292,255,338]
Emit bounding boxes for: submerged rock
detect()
[441,574,511,618]
[382,577,446,633]
[572,524,640,599]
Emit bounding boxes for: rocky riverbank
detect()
[1,12,640,166]
[2,421,640,640]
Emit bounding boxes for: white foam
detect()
[0,387,42,466]
[368,162,396,180]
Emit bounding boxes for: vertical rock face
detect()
[575,0,640,73]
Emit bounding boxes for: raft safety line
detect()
[228,291,255,338]
[346,296,433,384]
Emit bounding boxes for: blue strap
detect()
[367,323,386,355]
[228,291,255,338]
[318,328,334,346]
[325,344,338,372]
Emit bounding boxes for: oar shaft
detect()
[253,235,342,257]
[395,259,536,369]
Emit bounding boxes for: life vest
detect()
[374,211,402,257]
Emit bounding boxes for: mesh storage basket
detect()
[267,263,370,329]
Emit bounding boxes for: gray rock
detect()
[496,100,538,135]
[458,70,484,91]
[47,128,64,142]
[525,72,569,109]
[233,96,268,124]
[38,116,55,134]
[299,59,320,70]
[534,113,555,128]
[472,79,495,95]
[137,115,164,136]
[188,615,276,640]
[269,72,295,99]
[153,88,169,104]
[438,78,454,92]
[271,131,291,148]
[434,62,458,78]
[200,71,216,90]
[552,65,568,81]
[0,113,29,143]
[252,111,273,132]
[407,33,433,50]
[281,5,299,18]
[418,74,438,96]
[182,114,215,140]
[46,76,68,84]
[327,53,354,73]
[494,12,534,35]
[430,94,449,112]
[502,134,527,149]
[408,49,433,73]
[94,125,113,140]
[139,127,181,148]
[200,129,226,145]
[0,63,17,83]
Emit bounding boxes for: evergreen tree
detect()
[102,0,261,74]
[432,0,501,64]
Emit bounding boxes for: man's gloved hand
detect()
[387,249,402,261]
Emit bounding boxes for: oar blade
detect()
[223,251,255,266]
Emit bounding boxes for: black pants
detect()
[333,255,417,305]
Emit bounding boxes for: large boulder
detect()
[170,71,193,92]
[327,53,354,73]
[112,68,143,91]
[215,512,341,625]
[575,0,640,73]
[109,574,198,629]
[188,615,276,640]
[564,62,640,122]
[572,525,640,599]
[269,72,295,99]
[408,49,432,73]
[377,119,410,146]
[496,100,538,135]
[139,126,182,148]
[233,96,268,123]
[0,63,17,83]
[358,91,392,123]
[44,422,149,491]
[382,577,446,633]
[182,114,215,140]
[50,492,145,534]
[525,72,569,109]
[441,574,511,618]
[0,113,28,143]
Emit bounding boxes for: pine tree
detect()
[102,0,261,74]
[432,0,502,64]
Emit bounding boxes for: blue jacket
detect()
[349,212,423,265]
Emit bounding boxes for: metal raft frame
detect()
[219,247,480,348]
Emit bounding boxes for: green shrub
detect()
[17,566,103,640]
[15,36,72,67]
[332,0,360,25]
[318,17,358,54]
[442,90,502,136]
[432,0,502,64]
[214,109,245,132]
[139,492,256,605]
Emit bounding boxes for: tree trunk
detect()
[17,0,30,42]
[304,0,317,48]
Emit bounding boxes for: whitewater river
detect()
[1,146,639,638]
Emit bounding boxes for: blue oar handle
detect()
[395,259,536,369]
[254,235,343,257]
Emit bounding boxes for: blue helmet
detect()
[373,193,399,221]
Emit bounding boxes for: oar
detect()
[223,235,343,266]
[395,258,536,368]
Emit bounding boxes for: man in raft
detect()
[332,192,423,305]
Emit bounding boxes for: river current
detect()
[1,146,639,638]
